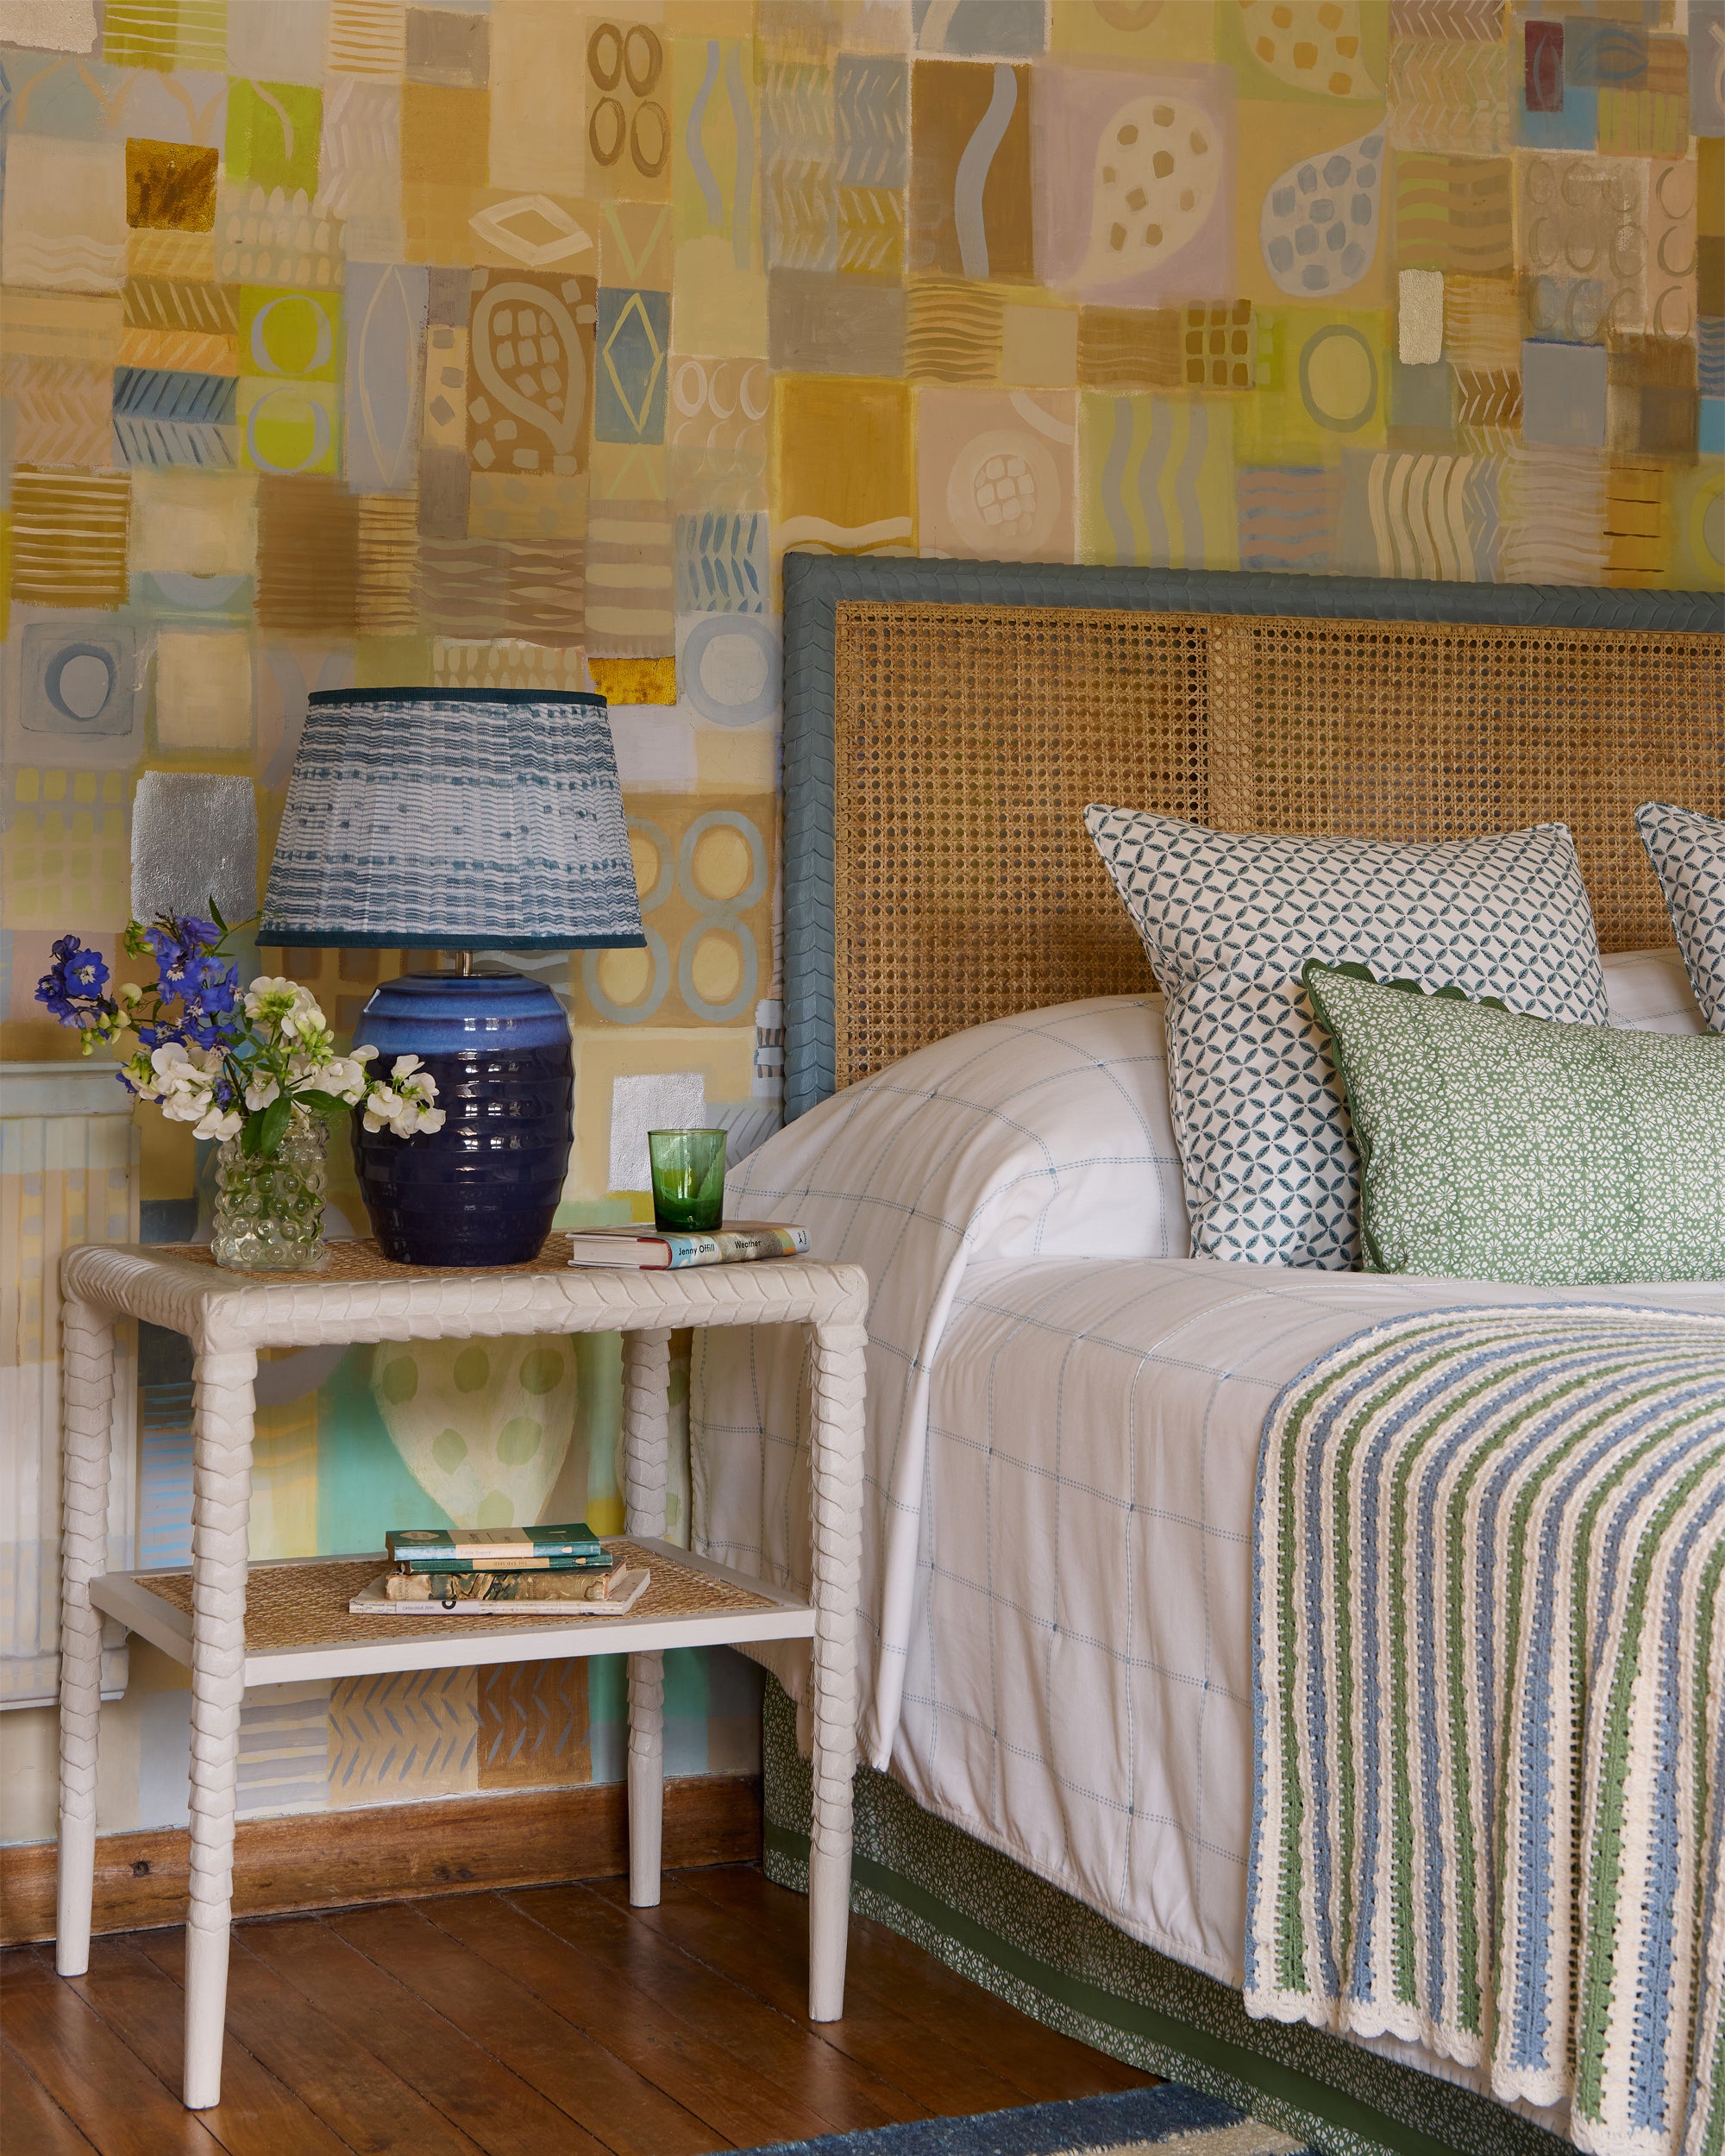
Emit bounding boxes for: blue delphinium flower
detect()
[174,953,243,1048]
[35,935,117,1037]
[144,916,220,997]
[40,906,403,1154]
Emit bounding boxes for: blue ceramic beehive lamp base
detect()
[352,973,574,1268]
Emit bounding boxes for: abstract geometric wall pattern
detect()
[3,0,1720,1846]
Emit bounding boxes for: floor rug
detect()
[744,2084,1317,2154]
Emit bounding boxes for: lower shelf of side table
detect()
[88,1539,814,1685]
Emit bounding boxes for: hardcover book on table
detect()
[351,1566,651,1615]
[385,1522,605,1569]
[392,1551,615,1576]
[565,1223,809,1269]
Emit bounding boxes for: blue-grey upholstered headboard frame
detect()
[781,555,1720,1119]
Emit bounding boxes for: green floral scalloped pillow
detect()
[1302,959,1725,1284]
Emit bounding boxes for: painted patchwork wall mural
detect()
[2,0,1721,1846]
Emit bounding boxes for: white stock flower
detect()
[361,1083,405,1133]
[361,1060,442,1136]
[283,1011,336,1064]
[244,1072,281,1112]
[321,1055,371,1106]
[151,1042,223,1122]
[244,977,317,1022]
[151,1041,207,1081]
[154,1048,247,1144]
[392,1093,446,1135]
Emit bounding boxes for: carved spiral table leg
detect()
[182,1340,257,2110]
[806,1319,866,2021]
[56,1299,116,1978]
[623,1326,671,1908]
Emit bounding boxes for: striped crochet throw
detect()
[1246,1307,1725,2156]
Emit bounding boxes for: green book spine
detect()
[386,1521,605,1563]
[393,1551,615,1576]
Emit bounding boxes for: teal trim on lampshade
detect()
[259,690,647,950]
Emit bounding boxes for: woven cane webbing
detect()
[137,1542,781,1650]
[833,601,1722,1088]
[834,603,1209,1089]
[152,1234,586,1280]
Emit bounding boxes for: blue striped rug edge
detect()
[742,2083,1317,2154]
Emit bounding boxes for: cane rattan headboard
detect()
[781,558,1723,1118]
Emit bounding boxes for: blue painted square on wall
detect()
[112,367,239,467]
[19,620,140,743]
[1522,339,1609,449]
[594,288,670,446]
[1514,84,1598,149]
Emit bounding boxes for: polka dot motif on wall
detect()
[1260,129,1383,296]
[369,1336,579,1530]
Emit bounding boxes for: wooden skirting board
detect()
[0,1771,762,1946]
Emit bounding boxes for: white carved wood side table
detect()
[54,1236,868,2110]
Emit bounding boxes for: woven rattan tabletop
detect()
[58,1238,869,1344]
[135,1541,782,1651]
[144,1234,643,1281]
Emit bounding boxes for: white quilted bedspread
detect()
[692,983,1724,2130]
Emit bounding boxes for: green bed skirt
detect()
[761,1679,1576,2156]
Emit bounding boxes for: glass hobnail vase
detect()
[211,1108,329,1272]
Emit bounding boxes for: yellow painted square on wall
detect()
[402,80,491,186]
[238,379,342,476]
[578,793,776,1031]
[154,629,255,751]
[9,469,132,609]
[239,288,343,384]
[771,374,913,545]
[129,471,259,578]
[3,770,131,931]
[1050,2,1218,62]
[1001,303,1080,387]
[489,0,587,196]
[2,137,128,296]
[1237,307,1389,462]
[568,1024,758,1200]
[671,235,768,357]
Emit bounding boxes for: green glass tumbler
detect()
[648,1128,727,1233]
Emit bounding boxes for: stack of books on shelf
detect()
[349,1521,650,1617]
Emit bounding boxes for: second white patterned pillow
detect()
[1636,802,1725,1031]
[1082,809,1609,1268]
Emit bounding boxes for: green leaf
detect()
[256,1092,292,1156]
[298,1088,348,1115]
[241,1112,264,1158]
[208,894,228,934]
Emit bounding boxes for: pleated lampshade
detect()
[259,689,646,950]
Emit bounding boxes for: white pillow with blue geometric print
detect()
[1636,801,1725,1032]
[1082,809,1610,1269]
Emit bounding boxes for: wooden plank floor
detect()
[1,1865,1151,2154]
